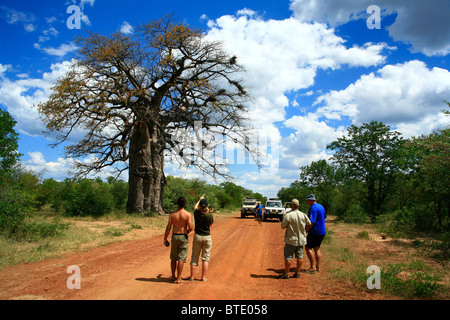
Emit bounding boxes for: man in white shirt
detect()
[279,199,312,279]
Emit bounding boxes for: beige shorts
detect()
[190,234,212,265]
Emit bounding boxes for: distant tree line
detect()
[1,167,265,218]
[0,169,265,240]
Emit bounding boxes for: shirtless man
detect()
[164,196,194,283]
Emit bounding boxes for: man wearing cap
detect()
[305,194,327,273]
[279,199,312,279]
[189,194,214,281]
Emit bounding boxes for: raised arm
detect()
[194,194,205,211]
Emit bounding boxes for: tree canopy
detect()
[299,159,343,213]
[327,121,406,219]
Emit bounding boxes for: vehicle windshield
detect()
[266,201,281,208]
[244,202,257,206]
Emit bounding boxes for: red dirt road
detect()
[0,214,369,300]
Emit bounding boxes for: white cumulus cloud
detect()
[34,42,79,57]
[315,60,450,137]
[205,13,387,129]
[119,21,134,35]
[0,60,73,136]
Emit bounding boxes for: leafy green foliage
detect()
[277,180,311,212]
[341,204,369,224]
[0,191,26,236]
[0,165,69,240]
[380,263,443,298]
[107,177,129,210]
[285,109,449,240]
[0,109,22,175]
[299,160,344,213]
[61,179,115,217]
[407,127,450,231]
[164,176,217,212]
[35,178,61,210]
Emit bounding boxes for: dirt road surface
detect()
[0,214,373,300]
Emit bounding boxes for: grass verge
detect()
[323,217,448,299]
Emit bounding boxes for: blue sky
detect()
[1,0,449,197]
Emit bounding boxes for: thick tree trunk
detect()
[146,121,165,214]
[126,121,165,214]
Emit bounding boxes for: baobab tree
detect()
[38,16,257,214]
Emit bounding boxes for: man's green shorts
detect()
[170,234,189,263]
[284,243,303,260]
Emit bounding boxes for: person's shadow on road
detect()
[250,268,284,279]
[251,268,307,279]
[135,274,174,283]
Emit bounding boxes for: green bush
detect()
[1,188,69,240]
[380,263,443,298]
[14,218,70,241]
[408,271,443,298]
[342,204,369,224]
[428,231,450,261]
[108,178,128,210]
[395,207,415,226]
[63,179,114,217]
[163,176,220,212]
[0,193,26,235]
[390,207,416,237]
[214,188,233,209]
[377,205,438,238]
[35,178,61,210]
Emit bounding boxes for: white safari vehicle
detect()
[241,198,258,218]
[263,198,285,221]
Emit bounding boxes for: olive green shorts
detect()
[284,243,304,260]
[170,234,189,263]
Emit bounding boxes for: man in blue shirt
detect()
[305,194,326,273]
[255,202,264,226]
